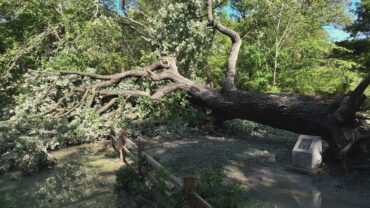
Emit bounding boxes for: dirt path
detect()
[0,132,369,208]
[141,133,370,208]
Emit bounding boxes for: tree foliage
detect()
[226,0,356,93]
[347,0,370,37]
[0,0,369,174]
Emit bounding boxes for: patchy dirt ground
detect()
[140,132,370,208]
[1,130,369,208]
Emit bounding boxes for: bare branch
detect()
[148,70,175,81]
[105,104,124,118]
[2,24,63,81]
[97,98,119,115]
[151,83,184,100]
[60,71,114,80]
[122,112,139,120]
[60,62,164,80]
[55,89,89,118]
[88,88,97,107]
[43,90,77,115]
[44,60,204,120]
[99,90,150,98]
[207,0,242,91]
[122,16,151,33]
[35,75,60,108]
[57,62,178,103]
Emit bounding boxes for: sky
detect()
[109,0,361,42]
[224,0,362,42]
[324,0,362,42]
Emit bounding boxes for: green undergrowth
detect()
[115,165,250,208]
[0,114,292,176]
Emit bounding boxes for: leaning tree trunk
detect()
[38,0,370,168]
[189,85,367,151]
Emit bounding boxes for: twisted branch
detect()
[207,0,242,91]
[45,59,193,118]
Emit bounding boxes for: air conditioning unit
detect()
[292,135,322,172]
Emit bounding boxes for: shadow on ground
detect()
[141,132,370,208]
[1,129,369,208]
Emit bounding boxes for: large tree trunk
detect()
[195,90,342,135]
[47,0,370,168]
[185,79,369,160]
[189,88,370,168]
[58,56,370,162]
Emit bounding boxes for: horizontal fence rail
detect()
[110,128,213,208]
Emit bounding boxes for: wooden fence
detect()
[111,130,213,208]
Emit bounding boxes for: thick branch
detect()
[151,83,184,100]
[38,57,370,160]
[59,63,167,106]
[334,72,370,123]
[207,0,242,91]
[88,88,97,107]
[60,62,164,80]
[53,61,186,117]
[352,72,370,99]
[99,90,150,98]
[97,83,184,101]
[97,98,118,115]
[60,71,114,80]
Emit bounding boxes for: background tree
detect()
[347,0,370,38]
[225,0,356,94]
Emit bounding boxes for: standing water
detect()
[0,143,122,208]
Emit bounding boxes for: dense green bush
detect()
[115,165,249,208]
[115,165,146,195]
[0,122,56,175]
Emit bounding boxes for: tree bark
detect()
[40,1,370,164]
[193,90,341,135]
[185,82,370,160]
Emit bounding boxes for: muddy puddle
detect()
[0,143,122,208]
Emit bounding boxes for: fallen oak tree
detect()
[24,0,370,167]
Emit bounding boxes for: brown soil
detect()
[140,132,370,208]
[1,132,369,208]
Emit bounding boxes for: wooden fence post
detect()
[121,131,126,163]
[184,176,196,207]
[138,141,145,178]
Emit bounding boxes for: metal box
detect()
[292,135,322,170]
